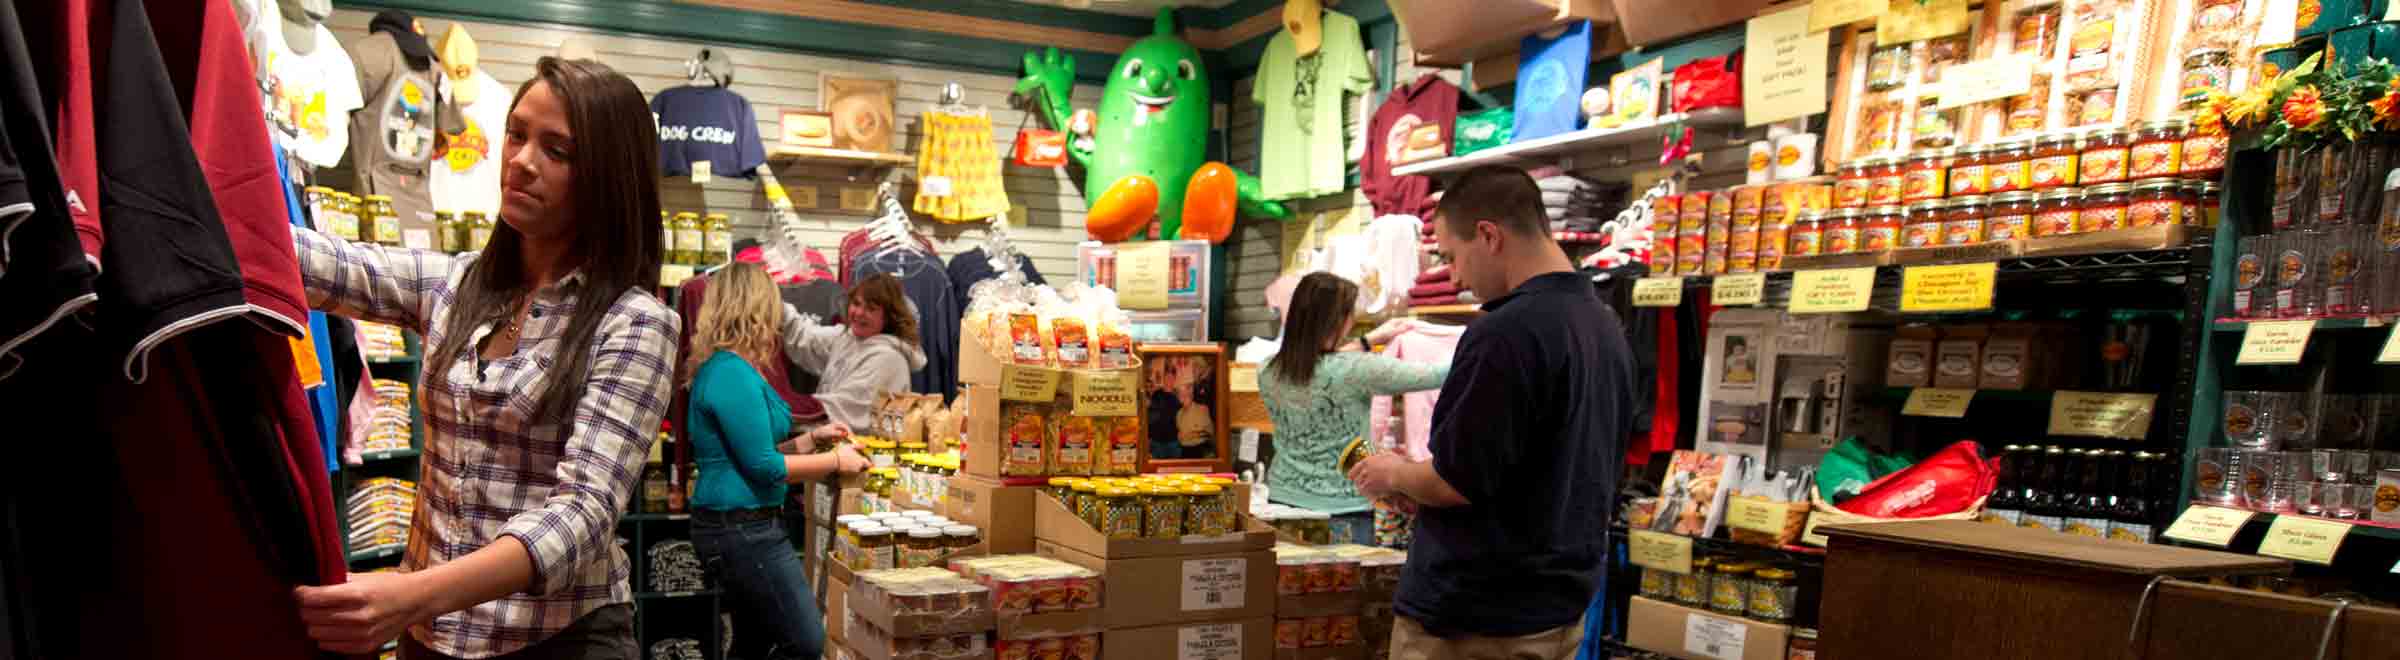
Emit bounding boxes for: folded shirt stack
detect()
[359,322,408,360]
[360,379,414,456]
[347,478,415,557]
[650,539,707,592]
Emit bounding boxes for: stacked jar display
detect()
[2200,391,2400,524]
[1655,182,1833,276]
[1635,555,1803,625]
[1044,474,1239,541]
[2225,139,2400,320]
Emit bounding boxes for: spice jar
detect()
[1185,484,1233,536]
[1747,567,1799,623]
[2080,183,2133,232]
[2130,119,2186,179]
[1868,44,1910,90]
[1949,145,1989,196]
[2079,127,2130,185]
[2183,124,2229,177]
[1986,191,2036,241]
[1673,557,1715,606]
[1902,201,1945,248]
[2199,182,2223,228]
[1865,157,1906,206]
[1945,195,1988,245]
[1710,562,1754,615]
[1903,149,1951,202]
[1985,140,2031,194]
[1098,487,1144,540]
[1823,209,1864,255]
[1862,205,1904,253]
[2129,178,2183,228]
[2027,132,2079,190]
[1790,211,1827,257]
[1835,160,1872,208]
[2033,189,2082,236]
[1640,567,1675,599]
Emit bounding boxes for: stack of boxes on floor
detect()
[1271,544,1404,660]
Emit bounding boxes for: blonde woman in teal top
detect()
[1259,272,1449,528]
[682,262,868,660]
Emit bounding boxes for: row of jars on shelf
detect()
[1836,119,2227,208]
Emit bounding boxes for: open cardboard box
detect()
[945,476,1037,554]
[847,578,998,638]
[1102,618,1273,660]
[1036,540,1276,630]
[1033,487,1274,560]
[1625,596,1789,660]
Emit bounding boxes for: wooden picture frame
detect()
[1135,343,1230,474]
[819,74,897,153]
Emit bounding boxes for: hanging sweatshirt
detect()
[781,307,929,429]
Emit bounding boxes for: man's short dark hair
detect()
[1435,166,1550,240]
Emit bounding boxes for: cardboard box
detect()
[847,580,998,638]
[1036,541,1277,630]
[1033,490,1274,560]
[1274,644,1366,660]
[1101,618,1273,660]
[1275,591,1364,619]
[1608,0,1773,47]
[997,608,1108,641]
[1979,322,2038,390]
[1625,596,1789,660]
[947,476,1038,554]
[1932,324,1986,389]
[826,571,854,644]
[1886,324,1938,388]
[808,483,866,523]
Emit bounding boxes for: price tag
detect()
[999,364,1063,402]
[660,264,697,287]
[787,185,820,209]
[1726,496,1786,536]
[1117,242,1172,310]
[2047,391,2157,440]
[840,186,877,212]
[1933,55,2037,109]
[1901,387,1974,417]
[1180,558,1247,610]
[921,175,954,197]
[1228,364,1260,393]
[2237,320,2315,364]
[2163,505,2256,547]
[691,161,713,184]
[1627,530,1693,575]
[2258,515,2353,565]
[1071,368,1139,416]
[1899,262,1997,312]
[1801,514,1831,546]
[1808,0,1885,32]
[1712,273,1766,306]
[1633,277,1684,307]
[2378,324,2400,363]
[1789,267,1877,313]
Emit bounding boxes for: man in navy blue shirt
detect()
[1350,166,1634,660]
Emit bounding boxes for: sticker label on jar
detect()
[2110,521,2156,543]
[1182,558,1247,610]
[2081,147,2127,182]
[2236,253,2266,288]
[1902,223,1938,247]
[2129,200,2178,227]
[1987,215,2028,240]
[2131,143,2182,177]
[1790,229,1823,256]
[2330,246,2362,284]
[1824,227,1860,254]
[2028,155,2076,187]
[2184,135,2227,173]
[2279,249,2309,286]
[1950,165,1986,195]
[1944,221,1983,245]
[1868,176,1904,205]
[1835,179,1868,207]
[1987,163,2027,192]
[2082,207,2127,232]
[2019,514,2064,532]
[1903,170,1945,201]
[1863,226,1898,251]
[2063,517,2110,537]
[2035,210,2075,236]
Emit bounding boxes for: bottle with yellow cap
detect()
[365,195,400,245]
[702,212,732,265]
[433,211,459,253]
[1098,487,1144,540]
[671,212,703,265]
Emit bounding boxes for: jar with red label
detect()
[2127,178,2182,228]
[1986,140,2031,193]
[2079,127,2130,185]
[1903,149,1951,202]
[1680,191,1711,234]
[2080,183,2133,232]
[1986,191,2036,241]
[1901,201,1944,248]
[2182,124,2228,177]
[1823,209,1864,255]
[1790,211,1828,256]
[2027,132,2080,190]
[1863,205,1904,252]
[1943,195,1988,245]
[1949,145,1989,196]
[2129,119,2185,178]
[1676,226,1707,275]
[2032,189,2082,236]
[2179,180,2205,226]
[1835,160,1871,208]
[1865,157,1906,206]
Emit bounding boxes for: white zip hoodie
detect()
[780,304,929,428]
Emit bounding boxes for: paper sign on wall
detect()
[1117,242,1172,310]
[1713,273,1766,306]
[691,161,713,184]
[1177,623,1244,660]
[1634,277,1685,307]
[2047,391,2157,439]
[1228,364,1260,393]
[1683,614,1749,660]
[1935,55,2037,109]
[1071,369,1139,416]
[1000,364,1064,402]
[1789,267,1877,313]
[1900,262,1997,312]
[1628,530,1694,574]
[1744,5,1831,127]
[2259,515,2352,565]
[1901,388,1974,417]
[1180,558,1247,610]
[839,186,878,212]
[786,185,820,209]
[2237,320,2316,364]
[2163,506,2256,547]
[1809,0,1886,32]
[1877,0,1971,45]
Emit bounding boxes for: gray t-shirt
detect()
[347,31,439,247]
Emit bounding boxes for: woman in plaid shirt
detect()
[292,57,676,660]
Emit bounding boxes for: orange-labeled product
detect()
[2026,132,2079,190]
[2129,119,2186,179]
[2031,189,2081,236]
[2080,183,2131,232]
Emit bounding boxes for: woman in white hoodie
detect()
[781,272,930,438]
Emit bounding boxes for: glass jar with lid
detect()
[702,212,733,266]
[432,211,458,253]
[1142,486,1187,539]
[943,524,980,554]
[1901,201,1945,248]
[2183,123,2229,177]
[1865,157,1906,206]
[1673,556,1715,606]
[2079,127,2131,185]
[365,194,400,245]
[1862,205,1905,253]
[1903,149,1951,203]
[1709,562,1754,615]
[1071,480,1103,527]
[1986,191,2036,241]
[1747,567,1799,623]
[2198,182,2223,228]
[1185,484,1234,536]
[326,193,361,241]
[2032,189,2082,236]
[671,212,703,265]
[1823,209,1864,255]
[467,212,495,251]
[2178,180,2204,226]
[1098,487,1144,540]
[2129,178,2183,228]
[856,525,895,569]
[1985,140,2031,194]
[2130,119,2187,179]
[2026,132,2080,190]
[2080,183,2133,232]
[1835,160,1872,208]
[1949,145,1990,196]
[904,528,945,568]
[1640,566,1676,600]
[1790,211,1828,257]
[1944,195,1989,245]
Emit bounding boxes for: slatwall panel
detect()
[324,12,1106,284]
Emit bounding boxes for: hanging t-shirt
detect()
[432,69,509,217]
[1254,10,1371,201]
[1364,74,1459,218]
[257,17,361,168]
[1510,20,1591,144]
[348,30,439,246]
[652,84,767,179]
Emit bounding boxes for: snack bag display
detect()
[1053,317,1092,367]
[1053,416,1096,476]
[1009,312,1049,365]
[1095,321,1135,369]
[1098,417,1141,476]
[1004,404,1051,476]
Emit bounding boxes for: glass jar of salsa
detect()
[1949,145,1990,196]
[1835,160,1872,208]
[2080,183,2133,232]
[1986,191,2035,241]
[2128,178,2183,228]
[2130,119,2187,179]
[1903,149,1952,203]
[1944,195,1989,245]
[2199,182,2223,228]
[2026,132,2080,190]
[1790,211,1827,257]
[2179,179,2205,227]
[2182,123,2229,177]
[1823,208,1864,255]
[1865,157,1906,206]
[1985,140,2031,194]
[1902,201,1945,248]
[2079,127,2131,185]
[1863,205,1905,252]
[2032,189,2082,236]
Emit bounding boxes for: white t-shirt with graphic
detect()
[257,19,363,168]
[431,71,510,217]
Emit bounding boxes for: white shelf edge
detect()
[1391,107,1745,177]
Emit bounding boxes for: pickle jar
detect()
[1097,487,1144,540]
[1865,157,1906,206]
[466,212,495,251]
[2129,178,2184,228]
[432,211,459,253]
[1823,208,1864,255]
[1071,481,1103,528]
[1186,484,1234,536]
[364,195,400,245]
[1902,149,1951,203]
[1709,562,1754,615]
[671,212,703,265]
[1985,140,2031,194]
[1901,201,1945,248]
[2079,127,2131,185]
[1949,145,1990,196]
[2130,119,2187,179]
[1986,191,2036,241]
[660,210,673,257]
[1866,205,1907,253]
[1047,477,1077,502]
[1141,486,1187,539]
[327,193,361,241]
[2080,183,2133,232]
[1790,210,1827,257]
[1673,556,1715,606]
[1747,567,1799,623]
[2032,189,2082,236]
[1944,195,1988,245]
[2026,132,2080,190]
[1835,160,1872,208]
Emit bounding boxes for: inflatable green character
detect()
[1016,9,1288,243]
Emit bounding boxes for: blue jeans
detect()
[694,514,826,660]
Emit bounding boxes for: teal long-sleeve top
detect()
[688,350,795,511]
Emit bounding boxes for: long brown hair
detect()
[849,273,920,346]
[682,262,782,386]
[424,57,664,422]
[1267,272,1359,386]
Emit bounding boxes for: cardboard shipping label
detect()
[2163,505,2255,547]
[1177,623,1244,660]
[1712,273,1766,306]
[1899,262,1997,312]
[1181,558,1248,611]
[2259,515,2352,565]
[1633,277,1684,307]
[1683,612,1749,660]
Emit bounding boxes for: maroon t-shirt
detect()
[1363,74,1460,219]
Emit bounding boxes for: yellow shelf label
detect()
[2047,391,2157,440]
[1712,273,1766,306]
[2236,320,2315,365]
[1070,369,1139,417]
[1628,530,1694,575]
[1900,388,1974,418]
[2162,505,2254,547]
[1228,364,1260,393]
[1726,496,1788,536]
[1899,262,1997,312]
[2378,324,2400,363]
[999,364,1063,402]
[1633,277,1684,307]
[2258,515,2352,565]
[1789,267,1877,313]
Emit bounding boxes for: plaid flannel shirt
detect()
[297,228,677,658]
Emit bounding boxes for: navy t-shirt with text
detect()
[651,85,766,179]
[1399,271,1635,639]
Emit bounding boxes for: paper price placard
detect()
[1228,364,1260,393]
[1744,5,1830,127]
[1809,0,1886,32]
[1726,496,1786,535]
[1633,277,1685,307]
[1901,388,1975,417]
[1877,0,1971,45]
[2378,324,2400,363]
[1628,530,1694,575]
[1934,55,2036,109]
[1789,267,1877,313]
[839,186,878,212]
[999,364,1063,402]
[786,185,819,209]
[1118,242,1172,310]
[2259,515,2353,565]
[1071,369,1139,417]
[660,264,697,287]
[2163,506,2256,546]
[1900,262,1997,312]
[2236,320,2315,364]
[2047,391,2157,439]
[1713,273,1767,306]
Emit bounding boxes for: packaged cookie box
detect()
[949,555,1104,615]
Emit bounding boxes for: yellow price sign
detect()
[2237,320,2316,364]
[1901,388,1974,417]
[1712,273,1766,306]
[786,185,819,209]
[1726,496,1787,536]
[1228,364,1261,393]
[1899,262,1997,312]
[1627,530,1693,575]
[1071,369,1139,417]
[1789,267,1877,313]
[2258,515,2353,565]
[2162,505,2256,547]
[1632,277,1684,307]
[1117,242,1172,310]
[660,264,697,287]
[2047,391,2158,440]
[999,364,1063,402]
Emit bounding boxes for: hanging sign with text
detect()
[1899,262,1997,312]
[1789,268,1877,313]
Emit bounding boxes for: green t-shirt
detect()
[1255,10,1372,201]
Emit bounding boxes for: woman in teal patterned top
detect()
[1259,272,1450,521]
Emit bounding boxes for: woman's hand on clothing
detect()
[296,572,433,653]
[1363,318,1416,346]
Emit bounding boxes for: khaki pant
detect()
[1390,616,1585,660]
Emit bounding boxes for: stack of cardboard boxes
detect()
[1031,487,1279,660]
[842,568,998,660]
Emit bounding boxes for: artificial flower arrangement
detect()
[2195,52,2400,150]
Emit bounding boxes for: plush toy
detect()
[1016,9,1289,243]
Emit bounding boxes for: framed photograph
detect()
[779,110,836,148]
[1136,343,1229,474]
[820,74,897,153]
